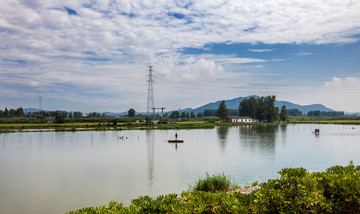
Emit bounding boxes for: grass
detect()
[0,121,217,132]
[0,122,99,128]
[190,173,236,192]
[1,118,359,133]
[191,173,232,192]
[290,120,360,125]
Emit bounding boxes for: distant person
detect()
[175,133,178,139]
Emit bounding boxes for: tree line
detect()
[215,95,288,122]
[0,107,25,118]
[0,103,345,121]
[238,95,287,122]
[214,97,346,121]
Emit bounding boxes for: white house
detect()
[229,116,258,123]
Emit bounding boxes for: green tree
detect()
[9,109,15,118]
[145,116,152,125]
[280,105,288,121]
[73,111,82,118]
[216,100,229,122]
[255,96,267,121]
[55,115,65,123]
[307,110,321,117]
[88,112,100,117]
[15,107,24,117]
[190,112,195,118]
[128,108,136,117]
[264,95,276,122]
[239,96,257,118]
[197,112,204,118]
[229,109,239,116]
[4,107,9,118]
[203,109,217,116]
[180,112,186,118]
[170,111,180,119]
[288,108,302,117]
[274,106,280,121]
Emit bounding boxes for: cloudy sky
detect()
[1,0,360,113]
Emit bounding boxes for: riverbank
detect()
[66,162,360,213]
[0,121,258,133]
[0,119,359,133]
[290,120,360,125]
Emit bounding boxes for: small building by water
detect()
[229,116,258,123]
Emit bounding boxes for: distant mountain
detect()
[275,101,333,114]
[103,112,125,117]
[345,112,360,116]
[179,95,334,115]
[23,95,336,116]
[24,108,45,114]
[24,108,67,115]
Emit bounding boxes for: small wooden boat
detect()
[168,139,184,143]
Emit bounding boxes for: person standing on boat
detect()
[175,133,178,139]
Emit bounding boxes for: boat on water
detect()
[168,139,184,143]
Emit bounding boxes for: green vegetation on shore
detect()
[289,116,360,125]
[0,118,359,133]
[66,162,360,214]
[1,98,359,133]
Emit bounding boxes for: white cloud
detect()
[298,52,312,56]
[282,77,360,112]
[320,77,360,112]
[324,77,360,93]
[216,57,267,64]
[271,59,287,62]
[249,49,273,53]
[1,0,360,111]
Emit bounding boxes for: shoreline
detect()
[0,120,359,133]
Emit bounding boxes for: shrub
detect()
[67,162,360,214]
[54,115,65,123]
[253,167,331,213]
[191,173,234,192]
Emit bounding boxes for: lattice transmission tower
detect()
[38,95,42,116]
[39,96,42,110]
[146,66,155,114]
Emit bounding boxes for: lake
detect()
[1,124,360,213]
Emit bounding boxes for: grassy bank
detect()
[67,162,360,214]
[290,120,360,125]
[289,116,360,125]
[1,119,359,133]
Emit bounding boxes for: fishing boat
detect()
[168,139,184,143]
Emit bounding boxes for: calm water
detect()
[1,124,360,213]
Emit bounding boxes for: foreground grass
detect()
[66,162,360,214]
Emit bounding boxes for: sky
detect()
[0,0,360,113]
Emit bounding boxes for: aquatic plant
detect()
[190,173,234,192]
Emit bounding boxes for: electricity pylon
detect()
[146,66,154,114]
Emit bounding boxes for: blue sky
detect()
[0,0,360,113]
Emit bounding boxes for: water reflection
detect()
[238,125,278,155]
[2,134,6,149]
[217,126,229,151]
[1,125,360,214]
[145,130,155,190]
[280,124,287,146]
